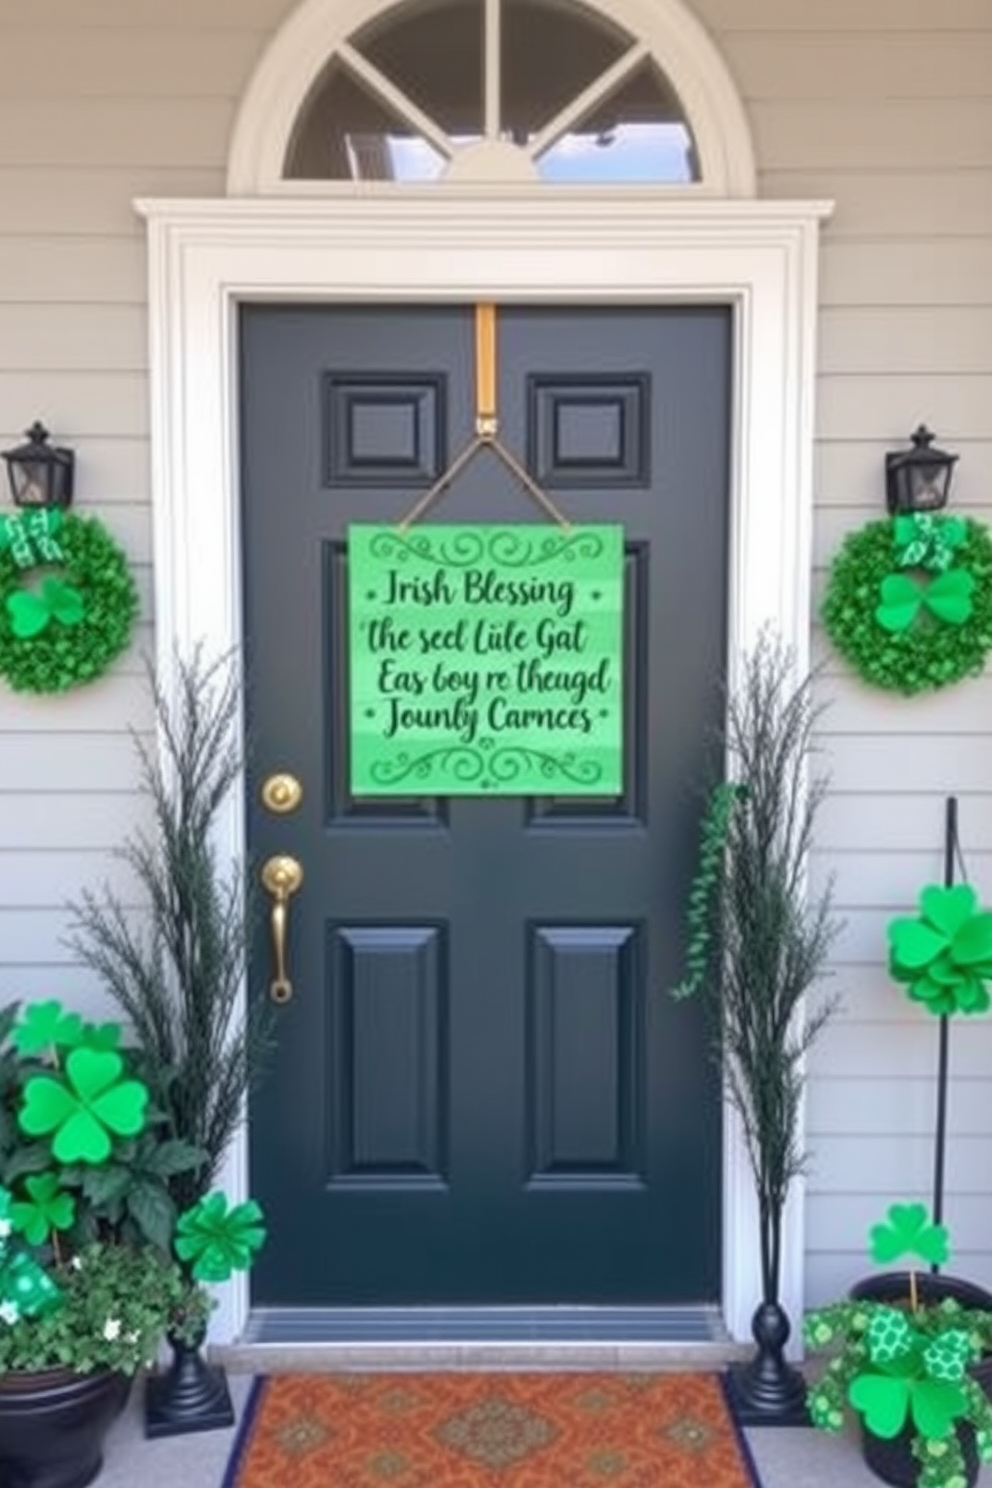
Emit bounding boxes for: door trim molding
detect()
[137,188,831,1346]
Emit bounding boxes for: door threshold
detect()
[218,1306,750,1372]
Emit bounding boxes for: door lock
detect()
[261,773,303,814]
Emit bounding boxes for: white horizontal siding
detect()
[724,31,992,99]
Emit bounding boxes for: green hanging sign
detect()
[349,524,624,795]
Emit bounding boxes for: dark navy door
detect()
[240,304,730,1306]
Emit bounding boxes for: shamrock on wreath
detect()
[822,509,992,695]
[0,507,137,693]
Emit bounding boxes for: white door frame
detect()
[138,188,830,1346]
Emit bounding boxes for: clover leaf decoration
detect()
[888,885,992,1017]
[12,1000,84,1057]
[174,1193,267,1282]
[10,1173,76,1247]
[894,514,967,575]
[6,577,85,640]
[875,570,975,634]
[18,1047,149,1164]
[848,1370,968,1443]
[870,1203,950,1269]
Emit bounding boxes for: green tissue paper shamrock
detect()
[875,570,975,634]
[870,1202,950,1268]
[848,1370,967,1443]
[174,1193,266,1282]
[18,1047,149,1164]
[888,885,992,1017]
[6,576,85,639]
[10,1173,76,1246]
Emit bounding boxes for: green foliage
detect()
[66,648,275,1211]
[0,1241,209,1375]
[674,632,840,1303]
[888,885,992,1017]
[822,515,992,694]
[670,781,743,1001]
[0,512,138,694]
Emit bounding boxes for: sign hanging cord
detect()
[398,305,571,532]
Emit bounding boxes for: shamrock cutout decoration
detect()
[174,1193,267,1282]
[6,576,85,640]
[11,1000,84,1056]
[19,1047,149,1164]
[875,570,975,634]
[894,514,967,575]
[0,1246,61,1322]
[848,1371,967,1443]
[870,1203,950,1268]
[10,1173,76,1247]
[888,885,992,1017]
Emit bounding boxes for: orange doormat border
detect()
[221,1371,764,1488]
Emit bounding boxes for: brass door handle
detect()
[261,854,304,1004]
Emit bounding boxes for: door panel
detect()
[241,304,730,1305]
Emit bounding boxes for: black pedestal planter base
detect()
[724,1300,810,1427]
[144,1333,235,1439]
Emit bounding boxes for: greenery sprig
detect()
[671,781,743,1000]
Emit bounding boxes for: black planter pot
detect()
[144,1324,235,1438]
[848,1271,992,1488]
[724,1299,810,1426]
[0,1367,130,1488]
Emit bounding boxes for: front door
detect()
[240,304,730,1307]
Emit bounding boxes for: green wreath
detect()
[822,514,992,694]
[0,510,138,693]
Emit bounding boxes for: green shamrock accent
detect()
[923,1331,972,1385]
[870,1203,950,1268]
[10,1173,76,1247]
[888,885,992,1017]
[876,570,975,634]
[11,999,84,1056]
[0,1246,61,1321]
[868,1308,914,1365]
[7,576,85,640]
[894,515,967,574]
[849,1372,968,1442]
[174,1193,266,1282]
[19,1047,149,1164]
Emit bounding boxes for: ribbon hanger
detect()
[398,304,571,532]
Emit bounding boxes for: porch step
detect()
[217,1306,751,1371]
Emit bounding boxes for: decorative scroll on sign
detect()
[349,524,624,795]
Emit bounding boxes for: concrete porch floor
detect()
[94,1372,992,1487]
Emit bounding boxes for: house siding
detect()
[1,0,991,1314]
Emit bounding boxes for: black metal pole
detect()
[931,795,956,1268]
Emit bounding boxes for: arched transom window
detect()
[285,0,698,184]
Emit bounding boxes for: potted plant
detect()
[0,996,214,1488]
[65,646,275,1436]
[670,632,842,1423]
[806,1204,992,1488]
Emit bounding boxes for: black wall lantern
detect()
[2,421,75,509]
[885,424,958,515]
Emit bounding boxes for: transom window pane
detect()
[536,60,697,183]
[282,0,698,184]
[501,0,628,140]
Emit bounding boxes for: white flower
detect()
[0,1301,20,1325]
[126,1331,139,1344]
[0,1221,11,1240]
[102,1318,121,1341]
[70,1256,83,1271]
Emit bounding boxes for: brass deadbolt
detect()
[261,773,303,814]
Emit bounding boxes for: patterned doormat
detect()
[221,1372,763,1488]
